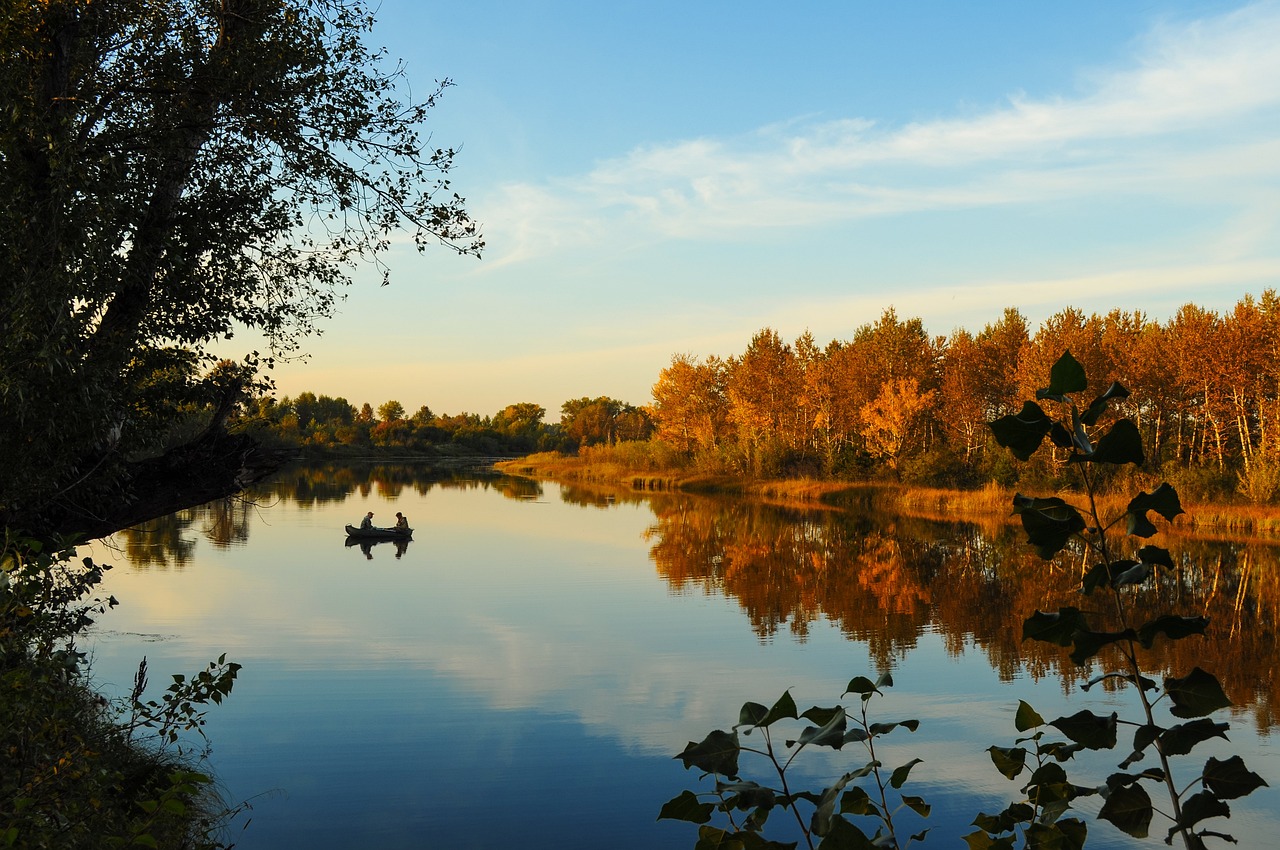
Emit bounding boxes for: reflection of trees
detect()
[647,494,1280,724]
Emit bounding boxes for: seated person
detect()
[393,512,409,531]
[359,511,375,530]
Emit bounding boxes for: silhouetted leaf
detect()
[1023,607,1087,647]
[839,786,874,815]
[1136,545,1174,569]
[1203,755,1268,800]
[738,692,798,729]
[815,816,875,849]
[1081,382,1130,426]
[1120,724,1163,768]
[1159,719,1227,757]
[990,402,1052,460]
[1069,628,1135,665]
[1037,351,1088,400]
[1051,711,1117,750]
[1166,668,1232,718]
[988,746,1026,780]
[1137,615,1208,648]
[1012,496,1086,558]
[796,707,847,749]
[1126,484,1185,537]
[843,676,878,698]
[901,795,931,817]
[659,790,715,824]
[868,720,919,736]
[1098,783,1152,837]
[890,758,923,789]
[676,730,740,777]
[717,780,777,811]
[963,830,1016,849]
[1015,700,1045,732]
[1073,419,1143,466]
[1177,790,1230,831]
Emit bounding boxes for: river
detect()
[83,463,1279,849]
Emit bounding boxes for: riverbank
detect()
[495,452,1280,541]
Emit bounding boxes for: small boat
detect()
[344,524,413,540]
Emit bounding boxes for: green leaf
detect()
[868,719,919,736]
[839,786,874,816]
[1165,668,1232,718]
[815,816,875,849]
[988,745,1027,780]
[1037,351,1088,399]
[1137,615,1208,648]
[738,691,798,729]
[796,707,848,749]
[889,758,923,789]
[659,790,715,824]
[1051,710,1117,750]
[1015,700,1045,732]
[990,401,1054,460]
[676,729,740,777]
[963,831,1015,850]
[1011,496,1087,558]
[803,706,844,727]
[1098,783,1153,838]
[900,794,931,817]
[1203,755,1268,800]
[1120,724,1163,768]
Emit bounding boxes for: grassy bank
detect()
[495,451,1280,541]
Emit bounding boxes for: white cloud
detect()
[476,2,1280,263]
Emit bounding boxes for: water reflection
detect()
[644,495,1280,729]
[111,464,1278,727]
[344,536,411,560]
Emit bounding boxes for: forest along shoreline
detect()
[494,453,1280,544]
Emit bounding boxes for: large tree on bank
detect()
[0,0,482,539]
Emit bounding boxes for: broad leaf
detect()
[1202,755,1268,800]
[1081,382,1130,426]
[1011,496,1086,558]
[1136,545,1175,569]
[990,402,1053,461]
[1015,700,1045,732]
[1126,484,1185,537]
[1176,790,1230,831]
[900,795,931,817]
[1165,668,1232,718]
[1023,607,1087,647]
[659,790,715,824]
[1098,783,1152,838]
[738,691,799,729]
[988,745,1027,780]
[1068,628,1135,665]
[1050,710,1117,750]
[843,676,878,698]
[676,729,740,777]
[868,719,919,736]
[796,707,848,749]
[1072,419,1143,466]
[1137,615,1208,648]
[1037,351,1088,400]
[1159,719,1227,757]
[889,758,923,789]
[815,816,875,849]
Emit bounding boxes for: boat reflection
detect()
[344,535,411,560]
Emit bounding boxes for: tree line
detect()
[644,292,1280,500]
[249,393,655,455]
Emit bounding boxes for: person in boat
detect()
[394,512,408,532]
[360,511,375,531]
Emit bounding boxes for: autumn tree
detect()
[860,377,936,472]
[377,400,407,423]
[0,0,481,540]
[650,354,729,453]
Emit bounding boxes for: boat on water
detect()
[344,524,413,540]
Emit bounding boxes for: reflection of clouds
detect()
[85,475,1280,845]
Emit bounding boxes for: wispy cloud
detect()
[478,2,1280,265]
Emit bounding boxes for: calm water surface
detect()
[83,465,1279,849]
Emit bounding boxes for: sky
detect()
[258,0,1280,421]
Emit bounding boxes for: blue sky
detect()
[262,0,1280,421]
